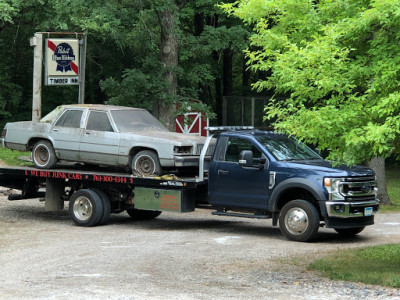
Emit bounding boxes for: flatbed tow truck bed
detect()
[0,165,208,226]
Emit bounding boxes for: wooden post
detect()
[30,33,43,121]
[78,33,87,104]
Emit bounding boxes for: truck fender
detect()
[268,177,327,213]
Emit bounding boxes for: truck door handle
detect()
[52,129,58,132]
[85,131,91,135]
[218,170,229,175]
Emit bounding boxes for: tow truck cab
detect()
[207,129,379,241]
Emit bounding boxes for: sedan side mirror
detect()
[239,150,254,168]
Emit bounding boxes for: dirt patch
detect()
[0,195,399,299]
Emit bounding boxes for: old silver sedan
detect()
[0,104,213,176]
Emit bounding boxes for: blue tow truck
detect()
[0,127,379,242]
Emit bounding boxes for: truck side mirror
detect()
[239,150,253,167]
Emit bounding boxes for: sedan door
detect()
[50,109,84,161]
[79,110,121,164]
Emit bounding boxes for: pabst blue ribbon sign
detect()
[45,38,79,85]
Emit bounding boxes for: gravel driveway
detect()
[0,189,399,300]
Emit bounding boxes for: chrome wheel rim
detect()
[73,196,93,221]
[284,207,309,235]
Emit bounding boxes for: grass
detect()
[0,148,32,166]
[308,244,400,287]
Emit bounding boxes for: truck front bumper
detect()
[325,200,379,218]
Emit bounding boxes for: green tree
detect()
[222,0,400,204]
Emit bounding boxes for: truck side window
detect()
[86,111,114,132]
[54,110,83,128]
[224,138,262,162]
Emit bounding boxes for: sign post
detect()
[30,33,43,122]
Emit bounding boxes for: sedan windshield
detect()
[256,136,321,161]
[110,110,168,132]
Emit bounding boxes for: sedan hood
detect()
[122,130,209,145]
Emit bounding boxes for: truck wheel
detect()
[334,226,365,237]
[279,200,320,242]
[132,150,161,176]
[69,189,104,227]
[126,208,162,220]
[91,188,111,225]
[32,140,57,169]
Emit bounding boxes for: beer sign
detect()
[45,38,79,85]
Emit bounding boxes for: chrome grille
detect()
[340,177,377,201]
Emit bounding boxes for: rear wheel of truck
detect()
[132,150,162,176]
[126,209,162,220]
[91,188,111,226]
[69,189,104,227]
[32,140,57,169]
[279,200,320,242]
[334,226,365,237]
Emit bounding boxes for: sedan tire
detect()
[132,150,162,176]
[32,140,58,169]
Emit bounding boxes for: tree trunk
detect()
[367,157,392,205]
[158,7,178,131]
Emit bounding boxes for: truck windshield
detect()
[111,110,168,132]
[256,136,321,161]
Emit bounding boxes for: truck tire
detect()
[126,208,162,220]
[69,189,104,227]
[334,226,365,237]
[32,140,57,169]
[279,200,320,242]
[91,188,111,225]
[132,150,162,176]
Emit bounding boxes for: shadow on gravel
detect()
[0,202,374,243]
[110,215,284,239]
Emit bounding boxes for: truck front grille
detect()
[340,176,377,201]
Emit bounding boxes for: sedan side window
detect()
[86,111,114,132]
[54,110,83,128]
[224,137,262,162]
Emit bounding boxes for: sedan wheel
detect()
[132,150,161,176]
[32,140,57,169]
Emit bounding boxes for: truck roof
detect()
[221,129,287,139]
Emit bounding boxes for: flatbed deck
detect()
[0,165,206,190]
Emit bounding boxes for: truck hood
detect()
[284,159,375,177]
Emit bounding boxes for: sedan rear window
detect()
[54,110,83,128]
[110,110,168,132]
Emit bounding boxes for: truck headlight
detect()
[324,177,345,201]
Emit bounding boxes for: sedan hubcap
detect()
[285,208,309,235]
[136,156,155,176]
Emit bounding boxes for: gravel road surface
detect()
[0,188,399,300]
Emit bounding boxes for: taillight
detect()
[1,129,6,138]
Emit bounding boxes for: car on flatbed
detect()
[0,104,214,176]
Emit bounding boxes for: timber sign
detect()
[45,38,79,85]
